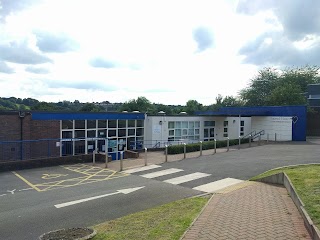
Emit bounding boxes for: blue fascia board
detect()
[31,112,145,120]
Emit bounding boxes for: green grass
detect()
[251,164,320,229]
[92,196,210,240]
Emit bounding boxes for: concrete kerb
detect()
[256,170,320,240]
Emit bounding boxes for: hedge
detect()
[167,138,250,154]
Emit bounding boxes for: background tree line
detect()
[0,65,319,114]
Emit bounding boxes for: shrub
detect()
[167,138,250,155]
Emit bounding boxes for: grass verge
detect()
[92,195,210,240]
[251,164,320,229]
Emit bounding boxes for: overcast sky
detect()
[0,0,319,105]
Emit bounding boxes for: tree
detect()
[185,100,203,115]
[79,103,104,112]
[120,97,155,113]
[240,65,320,106]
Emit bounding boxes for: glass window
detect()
[210,128,215,138]
[182,129,188,135]
[128,120,135,127]
[224,128,228,133]
[204,129,209,138]
[240,132,244,136]
[75,130,85,138]
[118,120,126,128]
[189,121,194,128]
[75,120,85,129]
[182,121,188,128]
[128,129,135,136]
[195,129,200,135]
[223,133,228,137]
[75,141,85,154]
[195,136,200,140]
[169,130,174,136]
[168,121,175,128]
[168,137,174,142]
[204,121,215,127]
[87,130,96,138]
[224,121,228,127]
[240,127,244,132]
[175,129,181,137]
[137,120,143,127]
[87,120,96,129]
[241,120,244,126]
[136,128,144,136]
[118,129,126,137]
[108,129,116,137]
[98,120,107,128]
[195,121,200,128]
[188,129,194,135]
[108,120,117,128]
[62,131,72,138]
[62,120,73,129]
[176,121,181,128]
[98,129,107,137]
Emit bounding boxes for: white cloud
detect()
[0,0,318,105]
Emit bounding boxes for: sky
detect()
[0,0,320,105]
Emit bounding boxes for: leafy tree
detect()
[120,96,155,113]
[185,100,203,115]
[79,103,104,112]
[240,66,320,106]
[31,102,60,111]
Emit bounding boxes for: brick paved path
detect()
[182,182,311,240]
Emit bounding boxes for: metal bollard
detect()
[120,151,123,171]
[92,149,96,166]
[165,145,168,162]
[249,134,251,147]
[238,136,241,150]
[267,133,269,143]
[183,143,186,159]
[227,137,230,152]
[144,147,148,166]
[105,152,108,168]
[214,139,217,154]
[258,134,261,146]
[275,133,277,142]
[200,141,203,156]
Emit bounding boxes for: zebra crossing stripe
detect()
[163,172,211,185]
[140,168,183,179]
[193,178,244,193]
[123,165,161,174]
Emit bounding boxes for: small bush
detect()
[167,138,250,155]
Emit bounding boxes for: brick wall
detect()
[0,111,61,161]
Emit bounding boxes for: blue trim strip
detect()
[31,112,145,120]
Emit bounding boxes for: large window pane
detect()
[176,122,181,128]
[136,128,144,136]
[182,121,188,128]
[137,120,143,127]
[75,120,85,129]
[98,120,107,128]
[128,120,135,127]
[118,120,126,128]
[128,129,135,136]
[189,122,194,128]
[62,120,73,129]
[108,130,116,137]
[87,130,96,138]
[62,131,73,138]
[204,121,215,127]
[118,129,126,137]
[108,120,117,128]
[169,130,174,136]
[75,130,85,138]
[168,121,175,128]
[175,129,181,137]
[204,129,209,138]
[87,120,96,129]
[195,121,200,128]
[210,128,215,137]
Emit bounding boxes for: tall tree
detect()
[120,96,155,113]
[185,100,203,115]
[240,66,320,106]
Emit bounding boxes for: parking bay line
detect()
[12,171,41,192]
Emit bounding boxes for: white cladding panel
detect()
[251,116,292,141]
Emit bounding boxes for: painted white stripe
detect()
[123,165,161,174]
[164,172,211,185]
[140,168,183,179]
[193,178,244,193]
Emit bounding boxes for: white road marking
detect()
[7,189,16,194]
[163,172,211,185]
[123,165,161,174]
[55,186,145,208]
[18,188,33,192]
[140,168,183,179]
[0,194,7,197]
[193,178,244,193]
